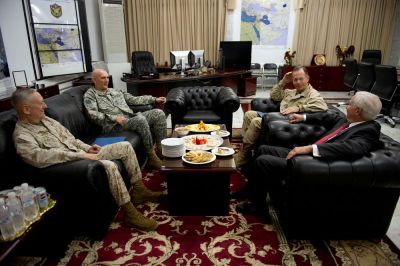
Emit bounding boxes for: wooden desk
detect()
[121,69,255,97]
[282,65,347,91]
[0,84,59,112]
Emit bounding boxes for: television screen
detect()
[219,41,252,70]
[170,50,190,70]
[189,50,204,68]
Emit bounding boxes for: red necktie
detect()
[314,123,349,144]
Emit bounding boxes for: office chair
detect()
[263,63,278,87]
[354,62,375,92]
[361,50,382,65]
[370,64,399,118]
[131,51,159,78]
[343,59,358,95]
[251,63,263,88]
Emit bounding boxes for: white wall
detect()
[225,0,296,67]
[0,0,36,89]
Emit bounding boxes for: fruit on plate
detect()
[192,136,207,145]
[198,120,206,131]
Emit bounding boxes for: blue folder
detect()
[93,137,126,147]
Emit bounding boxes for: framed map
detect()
[26,0,86,78]
[241,0,290,46]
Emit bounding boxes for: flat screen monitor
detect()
[189,50,204,68]
[170,50,190,70]
[219,41,252,70]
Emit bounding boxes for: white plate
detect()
[182,134,223,151]
[211,147,235,156]
[182,151,216,165]
[210,130,230,137]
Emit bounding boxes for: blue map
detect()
[241,0,290,46]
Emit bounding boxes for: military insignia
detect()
[50,3,62,18]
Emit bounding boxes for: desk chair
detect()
[131,51,159,78]
[343,59,358,95]
[354,62,375,92]
[251,63,263,88]
[361,50,382,65]
[263,63,278,87]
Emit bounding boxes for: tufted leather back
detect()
[183,86,221,111]
[131,51,158,78]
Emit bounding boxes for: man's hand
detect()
[288,113,304,124]
[155,97,166,104]
[115,115,128,125]
[286,145,313,160]
[281,72,293,85]
[281,106,300,115]
[84,153,99,160]
[88,144,101,154]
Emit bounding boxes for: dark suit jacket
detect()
[306,112,382,160]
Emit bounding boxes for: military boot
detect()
[121,202,158,231]
[147,150,162,169]
[233,143,253,168]
[131,180,164,204]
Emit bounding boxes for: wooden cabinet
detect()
[282,65,347,91]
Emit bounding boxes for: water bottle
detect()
[7,192,26,232]
[0,198,16,241]
[20,183,39,221]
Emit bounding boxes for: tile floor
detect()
[167,86,400,248]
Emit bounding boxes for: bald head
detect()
[92,68,109,91]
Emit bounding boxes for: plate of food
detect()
[182,151,216,165]
[210,129,230,137]
[211,147,235,156]
[185,120,220,133]
[182,134,223,151]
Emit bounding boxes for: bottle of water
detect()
[7,192,26,232]
[0,198,16,241]
[20,183,39,221]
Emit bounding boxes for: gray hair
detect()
[292,66,309,76]
[11,87,36,111]
[352,91,382,121]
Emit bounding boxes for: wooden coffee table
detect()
[161,124,236,216]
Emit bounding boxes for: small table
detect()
[161,124,236,216]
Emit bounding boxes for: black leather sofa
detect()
[0,85,152,241]
[257,110,400,239]
[165,86,240,136]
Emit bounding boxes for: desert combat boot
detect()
[121,202,158,231]
[131,180,164,204]
[147,149,162,169]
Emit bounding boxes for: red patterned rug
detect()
[58,170,400,266]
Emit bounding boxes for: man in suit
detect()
[236,91,382,216]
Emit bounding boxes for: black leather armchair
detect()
[0,85,152,241]
[343,58,358,93]
[258,111,400,239]
[251,97,280,113]
[361,49,382,64]
[354,62,375,92]
[131,51,159,78]
[165,86,240,135]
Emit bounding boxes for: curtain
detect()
[292,0,397,66]
[124,0,227,66]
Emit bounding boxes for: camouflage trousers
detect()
[97,141,141,206]
[242,111,262,145]
[122,109,166,152]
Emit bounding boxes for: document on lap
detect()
[93,137,126,147]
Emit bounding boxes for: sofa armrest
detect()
[251,98,280,113]
[216,87,240,113]
[260,117,327,148]
[129,104,153,113]
[287,149,400,189]
[165,87,186,115]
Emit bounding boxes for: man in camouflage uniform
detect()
[235,66,328,167]
[83,69,167,169]
[12,88,161,231]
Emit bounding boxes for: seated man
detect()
[12,88,161,231]
[84,69,167,169]
[235,66,327,167]
[237,91,382,216]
